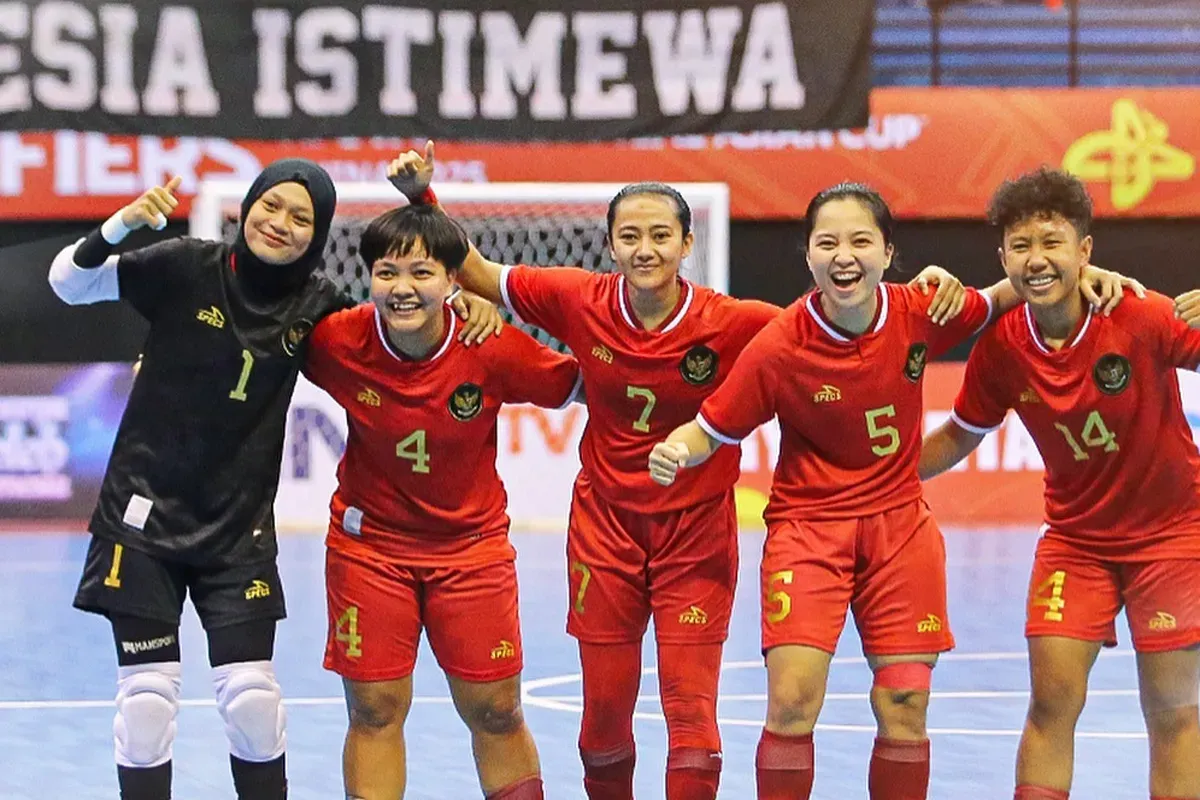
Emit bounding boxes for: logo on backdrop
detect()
[1063,99,1196,210]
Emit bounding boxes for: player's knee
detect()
[1143,704,1199,742]
[871,663,932,738]
[114,663,182,768]
[465,693,525,737]
[347,688,409,732]
[212,660,286,762]
[660,683,718,744]
[1028,673,1087,727]
[766,679,823,732]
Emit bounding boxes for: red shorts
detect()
[1026,533,1200,653]
[565,474,738,645]
[324,544,523,683]
[761,499,955,656]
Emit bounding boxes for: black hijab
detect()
[234,158,337,301]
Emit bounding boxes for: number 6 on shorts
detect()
[765,570,794,623]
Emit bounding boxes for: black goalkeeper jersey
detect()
[90,237,350,566]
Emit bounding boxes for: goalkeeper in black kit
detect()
[48,160,500,800]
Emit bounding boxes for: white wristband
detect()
[100,212,133,245]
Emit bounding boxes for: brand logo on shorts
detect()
[244,580,271,600]
[591,345,614,364]
[1093,353,1131,395]
[904,343,929,383]
[197,305,225,329]
[813,384,842,403]
[917,614,942,633]
[449,382,484,421]
[282,318,315,357]
[680,346,718,386]
[1149,611,1177,631]
[679,605,709,625]
[357,387,381,407]
[490,640,516,660]
[120,635,177,655]
[1019,387,1043,404]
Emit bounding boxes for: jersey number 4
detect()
[396,430,431,474]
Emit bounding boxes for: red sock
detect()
[755,729,814,800]
[1151,796,1190,800]
[659,643,723,800]
[666,747,721,800]
[487,775,544,799]
[1014,786,1069,800]
[868,737,930,800]
[581,747,636,800]
[578,642,641,800]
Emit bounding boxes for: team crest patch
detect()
[904,343,929,382]
[449,382,484,421]
[1093,353,1131,395]
[282,318,315,356]
[680,345,718,386]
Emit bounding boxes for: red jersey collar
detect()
[804,284,889,343]
[617,276,694,334]
[373,303,457,364]
[1023,302,1093,355]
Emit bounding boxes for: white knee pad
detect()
[212,660,286,762]
[113,661,182,768]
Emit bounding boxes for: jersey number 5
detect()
[865,405,901,457]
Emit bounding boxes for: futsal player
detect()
[919,166,1200,800]
[305,204,581,800]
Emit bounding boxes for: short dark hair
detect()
[803,182,896,248]
[606,182,692,238]
[987,166,1093,240]
[360,204,471,272]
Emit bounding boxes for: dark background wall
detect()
[3,218,1197,363]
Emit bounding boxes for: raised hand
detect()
[119,176,182,231]
[387,140,435,202]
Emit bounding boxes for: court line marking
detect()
[519,649,1149,739]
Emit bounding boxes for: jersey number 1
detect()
[229,349,254,402]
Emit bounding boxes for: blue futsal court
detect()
[0,528,1156,799]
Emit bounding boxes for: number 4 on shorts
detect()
[336,606,363,658]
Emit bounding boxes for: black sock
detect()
[231,754,287,800]
[117,763,172,800]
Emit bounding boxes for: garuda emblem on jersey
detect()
[904,343,929,382]
[1094,353,1131,395]
[680,345,718,386]
[449,382,484,421]
[282,318,315,357]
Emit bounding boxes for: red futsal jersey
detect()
[304,303,581,566]
[700,284,993,523]
[952,293,1200,560]
[501,266,779,512]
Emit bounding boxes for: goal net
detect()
[191,181,730,352]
